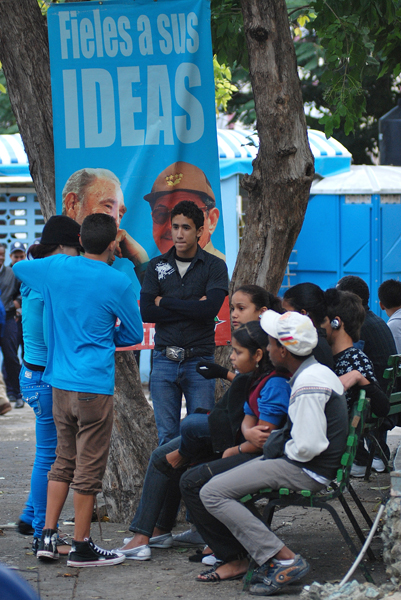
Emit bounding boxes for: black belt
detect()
[159,346,210,362]
[23,360,46,372]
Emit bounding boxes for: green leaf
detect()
[319,115,334,138]
[344,116,354,135]
[366,56,380,66]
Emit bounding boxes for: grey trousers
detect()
[200,456,325,565]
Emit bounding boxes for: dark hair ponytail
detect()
[234,284,283,313]
[283,282,327,327]
[28,242,59,260]
[232,321,272,378]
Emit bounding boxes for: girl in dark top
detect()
[282,282,333,369]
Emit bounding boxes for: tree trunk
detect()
[235,0,315,295]
[0,0,157,522]
[103,352,157,523]
[0,0,55,221]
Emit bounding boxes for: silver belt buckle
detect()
[166,346,185,361]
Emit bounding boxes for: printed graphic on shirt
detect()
[334,346,376,409]
[155,262,175,281]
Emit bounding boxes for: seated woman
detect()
[282,282,333,369]
[114,321,291,560]
[323,288,390,476]
[156,320,291,473]
[196,284,282,382]
[173,284,283,548]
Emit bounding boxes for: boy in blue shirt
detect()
[14,213,143,567]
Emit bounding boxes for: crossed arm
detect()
[140,288,226,323]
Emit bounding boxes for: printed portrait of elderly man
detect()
[62,168,149,272]
[144,161,225,261]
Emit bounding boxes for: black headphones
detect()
[330,318,341,329]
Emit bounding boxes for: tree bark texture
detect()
[0,0,55,220]
[103,352,158,523]
[235,0,315,295]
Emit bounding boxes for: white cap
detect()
[260,311,318,356]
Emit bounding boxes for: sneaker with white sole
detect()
[350,463,366,478]
[37,528,59,561]
[122,533,172,548]
[67,538,125,567]
[249,554,310,595]
[372,457,386,472]
[149,533,173,548]
[172,527,205,547]
[114,543,151,561]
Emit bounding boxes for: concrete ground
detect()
[0,403,400,600]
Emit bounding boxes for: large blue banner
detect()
[47,0,225,296]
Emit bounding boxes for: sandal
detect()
[196,565,245,583]
[56,533,71,556]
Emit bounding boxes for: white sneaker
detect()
[123,533,173,548]
[172,527,205,547]
[350,463,366,478]
[149,533,173,548]
[372,458,386,472]
[114,544,151,561]
[201,554,223,566]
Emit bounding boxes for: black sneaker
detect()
[37,528,59,561]
[67,538,125,567]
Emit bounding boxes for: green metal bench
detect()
[241,391,375,590]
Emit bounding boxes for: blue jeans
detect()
[150,352,215,445]
[179,413,214,459]
[129,438,183,537]
[18,367,56,539]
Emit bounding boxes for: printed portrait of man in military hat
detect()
[144,161,225,261]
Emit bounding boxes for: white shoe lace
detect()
[88,539,116,557]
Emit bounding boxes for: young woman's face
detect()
[231,291,265,330]
[230,337,258,374]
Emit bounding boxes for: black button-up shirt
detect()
[140,245,228,352]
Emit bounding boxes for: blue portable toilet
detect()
[0,133,30,176]
[0,134,43,249]
[291,165,401,316]
[217,128,352,278]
